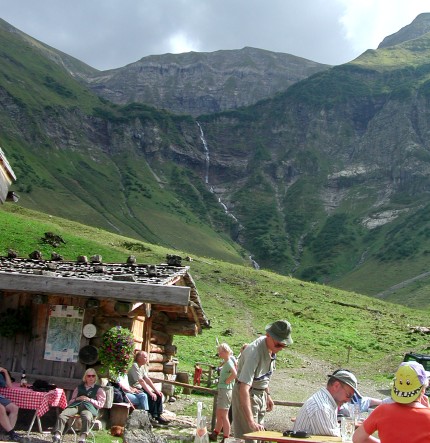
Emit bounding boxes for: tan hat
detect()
[265,320,293,345]
[329,369,361,397]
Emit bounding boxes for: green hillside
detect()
[1,203,429,386]
[0,22,246,266]
[4,15,430,308]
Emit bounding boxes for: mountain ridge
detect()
[2,15,430,307]
[81,46,331,116]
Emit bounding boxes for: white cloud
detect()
[1,0,430,69]
[168,32,200,55]
[338,0,430,54]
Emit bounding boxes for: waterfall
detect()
[196,121,259,270]
[249,256,260,270]
[197,122,210,184]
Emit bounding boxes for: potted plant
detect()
[99,326,135,380]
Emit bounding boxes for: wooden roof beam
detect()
[0,273,190,306]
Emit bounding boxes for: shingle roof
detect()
[0,256,210,330]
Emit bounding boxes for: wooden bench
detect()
[109,402,134,427]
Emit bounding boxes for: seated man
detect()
[117,373,149,410]
[52,368,106,443]
[0,367,21,442]
[128,351,168,425]
[293,369,360,437]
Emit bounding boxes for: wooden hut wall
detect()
[0,291,91,386]
[148,310,178,379]
[0,291,149,386]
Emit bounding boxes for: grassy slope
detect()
[3,20,430,307]
[0,23,246,268]
[1,204,429,389]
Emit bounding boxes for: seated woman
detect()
[117,373,149,410]
[52,368,106,443]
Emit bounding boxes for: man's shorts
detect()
[0,395,11,406]
[216,388,232,409]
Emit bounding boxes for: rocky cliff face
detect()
[3,15,430,299]
[82,47,331,116]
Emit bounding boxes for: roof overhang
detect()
[0,272,190,305]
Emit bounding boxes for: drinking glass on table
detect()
[341,416,355,442]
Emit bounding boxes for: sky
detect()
[1,0,430,71]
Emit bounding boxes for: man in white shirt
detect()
[117,373,149,410]
[293,369,360,437]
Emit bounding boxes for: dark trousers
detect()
[148,395,163,418]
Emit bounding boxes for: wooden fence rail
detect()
[151,377,304,430]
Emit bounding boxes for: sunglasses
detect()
[340,383,354,399]
[86,374,96,378]
[271,336,286,348]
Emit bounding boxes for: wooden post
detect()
[347,345,352,363]
[211,392,218,431]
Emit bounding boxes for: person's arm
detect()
[239,382,264,432]
[76,387,106,409]
[225,362,237,385]
[0,368,12,387]
[352,425,380,443]
[93,387,107,408]
[118,382,132,393]
[266,390,274,412]
[142,376,162,399]
[69,387,79,404]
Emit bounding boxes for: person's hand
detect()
[248,420,264,432]
[266,395,274,412]
[149,391,157,400]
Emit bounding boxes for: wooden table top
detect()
[243,431,342,443]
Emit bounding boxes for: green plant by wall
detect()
[0,307,32,338]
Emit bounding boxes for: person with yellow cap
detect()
[353,361,430,442]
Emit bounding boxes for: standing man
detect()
[232,320,293,439]
[0,367,21,442]
[128,351,168,425]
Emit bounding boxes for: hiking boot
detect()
[209,431,218,441]
[157,416,169,425]
[52,433,61,443]
[8,431,22,442]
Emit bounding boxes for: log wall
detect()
[0,291,180,390]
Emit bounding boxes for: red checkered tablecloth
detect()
[0,383,68,416]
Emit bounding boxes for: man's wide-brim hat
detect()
[329,370,361,397]
[265,320,293,345]
[392,361,427,404]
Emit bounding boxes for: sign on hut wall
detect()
[44,305,84,362]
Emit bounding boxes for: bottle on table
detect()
[20,370,28,388]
